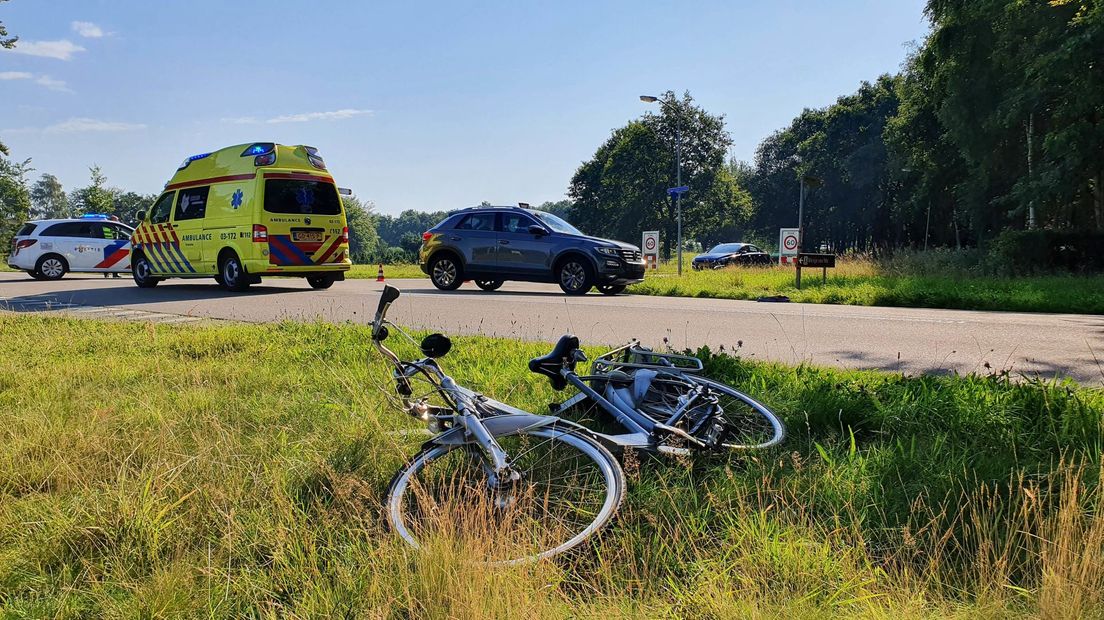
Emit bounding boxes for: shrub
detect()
[987,229,1104,275]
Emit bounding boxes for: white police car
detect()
[7,215,134,280]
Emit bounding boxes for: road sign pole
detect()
[676,120,682,277]
[796,180,805,290]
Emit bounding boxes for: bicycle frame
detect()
[372,286,719,456]
[372,287,520,477]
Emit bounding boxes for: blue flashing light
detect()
[241,142,276,157]
[177,152,211,170]
[79,213,109,219]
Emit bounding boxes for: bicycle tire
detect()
[687,376,786,450]
[386,426,625,565]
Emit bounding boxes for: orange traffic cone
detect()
[376,263,385,282]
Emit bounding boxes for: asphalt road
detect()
[2,272,1102,385]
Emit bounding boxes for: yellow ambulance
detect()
[131,142,351,291]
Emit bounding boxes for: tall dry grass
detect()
[1,314,1102,617]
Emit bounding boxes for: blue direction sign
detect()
[666,185,690,197]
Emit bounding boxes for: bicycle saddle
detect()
[528,334,580,391]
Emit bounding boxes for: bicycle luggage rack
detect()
[591,339,704,375]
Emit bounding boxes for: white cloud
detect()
[42,117,146,134]
[223,108,373,125]
[7,39,86,60]
[35,75,70,92]
[71,21,106,38]
[0,71,70,92]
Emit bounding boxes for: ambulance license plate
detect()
[292,230,324,242]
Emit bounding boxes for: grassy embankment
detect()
[349,256,1104,314]
[2,314,1103,617]
[632,257,1104,314]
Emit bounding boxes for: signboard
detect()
[778,228,800,264]
[796,253,835,268]
[666,186,690,197]
[642,230,659,269]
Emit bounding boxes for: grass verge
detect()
[347,263,426,280]
[344,259,1104,314]
[3,314,1104,617]
[630,259,1104,314]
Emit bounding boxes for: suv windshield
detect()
[532,211,582,236]
[709,243,744,253]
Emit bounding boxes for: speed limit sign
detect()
[642,230,659,269]
[779,228,800,262]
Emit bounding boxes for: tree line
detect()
[569,0,1103,256]
[3,1,1100,262]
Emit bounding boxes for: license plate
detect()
[292,231,323,242]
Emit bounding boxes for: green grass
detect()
[631,258,1104,314]
[2,314,1103,617]
[347,263,427,279]
[343,258,1104,314]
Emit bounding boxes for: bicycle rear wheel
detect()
[690,376,785,450]
[386,426,624,565]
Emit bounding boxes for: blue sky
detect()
[1,1,929,215]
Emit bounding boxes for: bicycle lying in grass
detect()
[371,285,784,564]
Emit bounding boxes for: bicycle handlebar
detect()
[371,286,473,412]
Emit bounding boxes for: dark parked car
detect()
[691,243,771,270]
[419,205,645,295]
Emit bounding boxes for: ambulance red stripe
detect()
[164,173,256,191]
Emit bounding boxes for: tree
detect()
[112,191,157,225]
[68,165,116,215]
[0,0,15,49]
[570,91,740,255]
[341,195,380,263]
[534,199,574,221]
[0,154,33,252]
[30,174,69,219]
[0,0,17,156]
[375,209,448,261]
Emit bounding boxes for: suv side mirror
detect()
[528,224,547,236]
[135,210,146,222]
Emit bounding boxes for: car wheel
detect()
[597,284,626,296]
[219,253,251,292]
[307,275,336,290]
[557,258,593,295]
[27,270,48,281]
[132,254,161,288]
[429,255,464,291]
[35,255,67,280]
[474,279,503,291]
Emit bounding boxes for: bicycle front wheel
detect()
[386,426,625,565]
[692,376,786,450]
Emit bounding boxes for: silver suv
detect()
[418,206,645,295]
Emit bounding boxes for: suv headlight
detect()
[594,247,619,257]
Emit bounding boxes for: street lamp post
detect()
[640,94,684,275]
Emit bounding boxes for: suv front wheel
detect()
[429,255,464,291]
[557,258,593,295]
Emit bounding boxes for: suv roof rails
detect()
[448,204,530,214]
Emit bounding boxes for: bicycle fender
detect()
[428,414,561,446]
